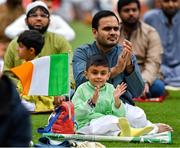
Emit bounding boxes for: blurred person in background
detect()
[113,0,153,17]
[144,0,180,89]
[117,0,165,99]
[5,0,75,41]
[0,72,31,147]
[141,0,161,10]
[3,1,71,112]
[70,0,96,24]
[53,0,75,22]
[55,0,116,24]
[55,0,108,24]
[0,0,24,71]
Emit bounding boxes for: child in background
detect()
[17,30,44,61]
[72,54,153,136]
[15,30,54,112]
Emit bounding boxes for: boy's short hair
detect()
[17,30,44,56]
[86,54,110,70]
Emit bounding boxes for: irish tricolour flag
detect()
[11,54,69,96]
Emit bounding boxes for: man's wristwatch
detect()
[87,99,96,108]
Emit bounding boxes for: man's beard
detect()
[27,24,49,34]
[99,40,118,49]
[122,20,139,30]
[163,9,179,18]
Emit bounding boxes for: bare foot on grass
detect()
[156,123,173,133]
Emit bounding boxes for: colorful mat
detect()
[42,131,172,144]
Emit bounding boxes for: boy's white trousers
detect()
[78,103,158,135]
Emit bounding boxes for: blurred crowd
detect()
[0,0,179,146]
[0,0,162,67]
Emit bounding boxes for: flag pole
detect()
[67,52,72,120]
[68,53,70,101]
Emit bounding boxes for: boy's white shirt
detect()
[5,14,75,41]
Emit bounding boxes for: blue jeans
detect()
[149,79,165,98]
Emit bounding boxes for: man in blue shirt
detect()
[72,10,173,133]
[144,0,180,88]
[73,10,144,106]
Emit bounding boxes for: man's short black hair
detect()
[17,30,44,55]
[86,54,110,71]
[117,0,141,13]
[92,10,119,30]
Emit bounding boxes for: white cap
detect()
[26,1,49,15]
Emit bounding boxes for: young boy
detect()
[17,30,44,61]
[15,30,54,112]
[72,55,153,136]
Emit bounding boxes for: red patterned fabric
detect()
[133,95,166,103]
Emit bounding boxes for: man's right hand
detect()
[116,51,127,73]
[111,40,133,77]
